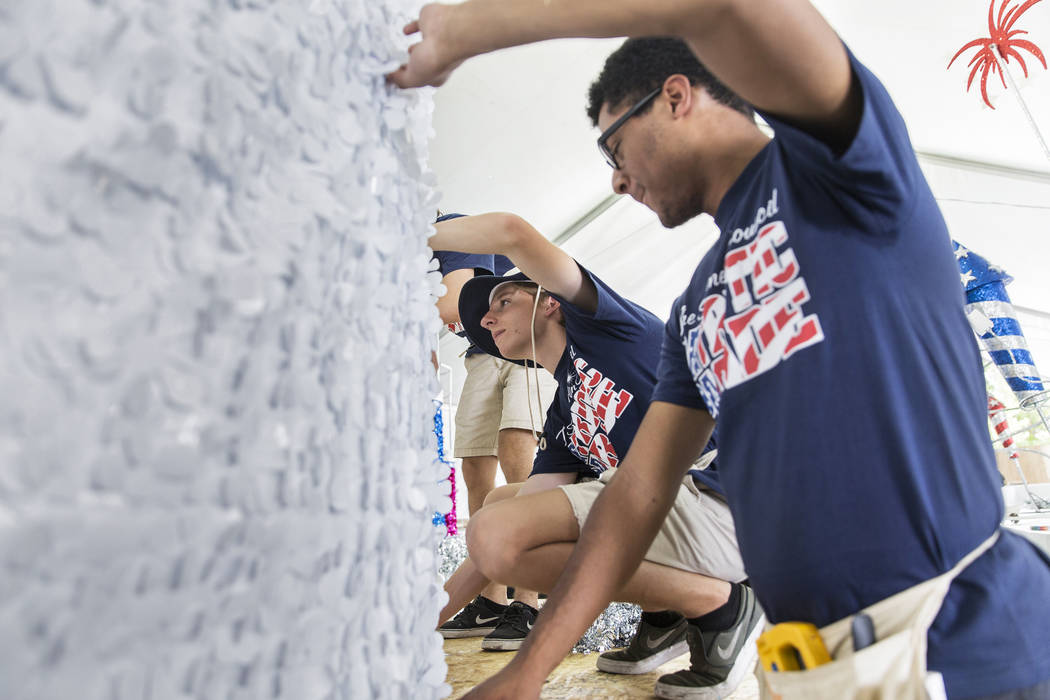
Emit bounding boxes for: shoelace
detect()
[687,626,718,669]
[499,603,534,632]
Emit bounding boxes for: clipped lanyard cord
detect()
[525,285,546,441]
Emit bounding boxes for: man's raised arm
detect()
[429,212,597,313]
[463,401,715,700]
[390,0,860,143]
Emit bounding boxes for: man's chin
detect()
[652,194,704,229]
[494,341,524,362]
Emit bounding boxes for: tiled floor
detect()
[445,638,761,699]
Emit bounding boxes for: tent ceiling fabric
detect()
[428,0,1050,319]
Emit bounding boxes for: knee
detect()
[482,483,519,508]
[467,507,518,581]
[460,457,495,485]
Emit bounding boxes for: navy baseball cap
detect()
[457,271,539,367]
[436,212,467,223]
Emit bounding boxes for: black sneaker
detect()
[596,616,690,674]
[480,601,538,651]
[439,596,507,639]
[654,586,765,699]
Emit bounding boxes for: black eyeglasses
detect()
[596,88,661,170]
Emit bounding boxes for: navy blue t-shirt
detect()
[652,50,1050,697]
[433,250,494,355]
[493,255,515,277]
[531,267,666,480]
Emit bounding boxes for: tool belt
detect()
[758,531,1000,700]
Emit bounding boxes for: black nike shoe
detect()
[596,615,690,674]
[480,601,539,651]
[439,596,507,639]
[654,586,765,699]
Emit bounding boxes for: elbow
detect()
[436,303,458,326]
[493,212,530,257]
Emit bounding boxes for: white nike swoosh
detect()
[475,615,499,625]
[645,628,678,650]
[527,620,533,630]
[713,616,747,662]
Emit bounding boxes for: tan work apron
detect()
[759,531,1000,700]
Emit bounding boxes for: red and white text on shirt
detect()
[568,358,634,470]
[689,222,824,406]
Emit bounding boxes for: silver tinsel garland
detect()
[437,533,641,654]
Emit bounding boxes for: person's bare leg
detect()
[440,483,525,624]
[496,427,537,484]
[440,555,496,627]
[469,489,730,617]
[458,455,503,603]
[493,428,543,607]
[460,455,498,517]
[476,482,522,604]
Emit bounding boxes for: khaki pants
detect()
[453,353,557,458]
[559,468,747,583]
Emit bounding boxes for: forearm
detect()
[440,556,492,626]
[444,0,721,59]
[430,212,524,259]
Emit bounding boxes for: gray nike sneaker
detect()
[439,596,507,639]
[654,586,765,699]
[596,616,690,674]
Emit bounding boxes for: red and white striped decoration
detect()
[988,394,1020,460]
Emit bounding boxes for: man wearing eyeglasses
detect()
[391,3,1050,700]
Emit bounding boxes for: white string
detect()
[521,284,547,442]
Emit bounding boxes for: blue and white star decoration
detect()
[953,241,1045,407]
[954,242,1013,291]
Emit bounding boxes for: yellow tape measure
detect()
[756,622,832,672]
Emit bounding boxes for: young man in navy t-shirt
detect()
[393,3,1050,699]
[430,213,761,697]
[433,216,557,646]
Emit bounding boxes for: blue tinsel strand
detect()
[432,399,457,534]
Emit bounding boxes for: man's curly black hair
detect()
[587,37,754,126]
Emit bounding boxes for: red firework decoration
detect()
[948,0,1047,108]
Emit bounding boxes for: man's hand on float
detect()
[387,4,465,88]
[461,663,542,700]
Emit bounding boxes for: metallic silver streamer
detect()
[573,602,641,654]
[438,532,469,581]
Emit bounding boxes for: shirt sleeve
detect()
[433,250,495,277]
[757,48,922,235]
[556,264,658,341]
[651,306,711,412]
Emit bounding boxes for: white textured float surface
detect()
[0,1,449,698]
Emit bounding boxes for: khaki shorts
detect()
[559,469,746,583]
[454,353,558,458]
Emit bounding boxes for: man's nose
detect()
[611,168,630,195]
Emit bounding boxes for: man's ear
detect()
[663,74,694,117]
[544,297,561,317]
